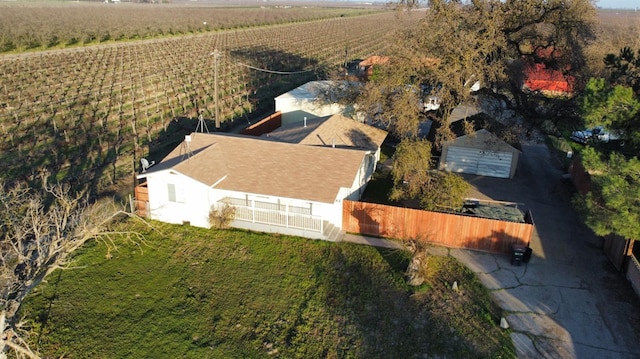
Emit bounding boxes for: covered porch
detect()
[217,197,342,240]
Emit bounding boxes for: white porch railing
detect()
[219,197,322,232]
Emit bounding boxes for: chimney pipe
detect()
[303,117,307,127]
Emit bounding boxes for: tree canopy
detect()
[574,47,640,241]
[579,47,640,147]
[604,47,640,94]
[573,147,640,241]
[354,0,598,221]
[357,0,597,140]
[389,139,470,211]
[580,77,640,147]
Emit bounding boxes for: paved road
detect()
[344,143,640,358]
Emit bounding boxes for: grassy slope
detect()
[21,220,514,358]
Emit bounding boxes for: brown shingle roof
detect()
[264,114,387,151]
[145,133,368,203]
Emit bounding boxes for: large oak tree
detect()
[356,0,597,210]
[357,0,598,141]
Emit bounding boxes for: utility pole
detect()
[211,49,222,129]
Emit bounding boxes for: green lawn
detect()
[21,220,514,358]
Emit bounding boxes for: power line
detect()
[237,62,314,75]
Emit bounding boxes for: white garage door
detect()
[444,146,513,178]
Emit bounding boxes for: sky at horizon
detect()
[594,0,637,9]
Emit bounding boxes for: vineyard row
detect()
[0,12,420,193]
[0,3,383,53]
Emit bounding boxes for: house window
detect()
[167,183,185,203]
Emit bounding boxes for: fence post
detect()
[252,199,255,223]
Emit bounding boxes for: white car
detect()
[570,126,620,144]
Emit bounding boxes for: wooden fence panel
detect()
[626,255,640,298]
[603,234,630,271]
[134,184,149,217]
[241,111,282,136]
[343,200,534,254]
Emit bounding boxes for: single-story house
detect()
[263,113,388,162]
[136,132,378,240]
[274,80,360,126]
[438,129,520,179]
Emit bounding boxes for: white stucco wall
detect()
[143,172,344,231]
[145,170,212,228]
[275,98,350,127]
[323,153,376,228]
[274,81,359,127]
[347,153,376,201]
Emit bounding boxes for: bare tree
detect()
[0,181,142,358]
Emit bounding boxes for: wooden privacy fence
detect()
[626,255,640,298]
[603,234,636,271]
[342,200,534,254]
[241,111,282,136]
[134,184,149,217]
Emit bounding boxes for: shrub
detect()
[208,203,236,229]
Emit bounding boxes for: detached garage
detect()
[439,129,520,179]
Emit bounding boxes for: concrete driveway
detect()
[454,143,640,358]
